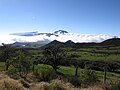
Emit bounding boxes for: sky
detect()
[0,0,120,36]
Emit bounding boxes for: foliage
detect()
[0,42,120,88]
[34,64,57,82]
[42,46,68,71]
[107,81,120,90]
[69,53,84,76]
[81,65,98,85]
[9,50,32,78]
[7,66,20,79]
[0,44,16,70]
[67,76,81,87]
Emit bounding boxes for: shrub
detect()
[67,76,81,87]
[7,66,20,79]
[81,65,98,85]
[34,68,57,82]
[107,81,120,90]
[9,50,32,78]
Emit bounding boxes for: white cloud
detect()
[0,32,117,45]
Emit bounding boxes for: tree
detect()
[69,53,81,77]
[103,54,109,84]
[0,44,15,70]
[31,56,39,72]
[9,50,32,78]
[82,65,98,85]
[42,46,67,72]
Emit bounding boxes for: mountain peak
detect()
[54,30,68,34]
[65,40,75,44]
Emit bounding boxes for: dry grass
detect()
[30,79,104,90]
[0,72,8,80]
[0,72,27,90]
[0,77,26,90]
[30,79,81,90]
[49,79,79,90]
[30,82,50,90]
[82,85,104,90]
[0,73,104,90]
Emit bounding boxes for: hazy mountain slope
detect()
[42,38,120,49]
[100,38,120,46]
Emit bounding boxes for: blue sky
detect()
[0,0,120,36]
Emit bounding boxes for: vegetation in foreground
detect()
[0,40,120,90]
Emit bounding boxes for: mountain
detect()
[0,30,119,46]
[42,40,96,49]
[100,38,120,46]
[42,38,120,49]
[64,40,75,47]
[41,40,64,49]
[54,30,68,34]
[12,39,50,47]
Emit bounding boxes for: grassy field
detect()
[0,45,120,89]
[2,62,118,81]
[25,46,120,83]
[69,47,120,61]
[33,64,120,83]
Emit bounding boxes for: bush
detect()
[67,76,81,87]
[108,85,120,90]
[34,68,57,82]
[81,65,98,85]
[7,66,20,79]
[107,81,120,90]
[9,50,32,78]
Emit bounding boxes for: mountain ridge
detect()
[41,38,120,49]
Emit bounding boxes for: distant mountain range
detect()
[41,38,120,49]
[0,30,119,46]
[11,39,50,47]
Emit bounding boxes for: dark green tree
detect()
[9,50,32,78]
[31,56,39,72]
[42,46,67,72]
[0,44,15,70]
[69,53,81,77]
[82,65,98,85]
[103,54,109,84]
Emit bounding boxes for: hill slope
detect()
[41,38,120,48]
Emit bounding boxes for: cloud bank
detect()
[0,30,118,45]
